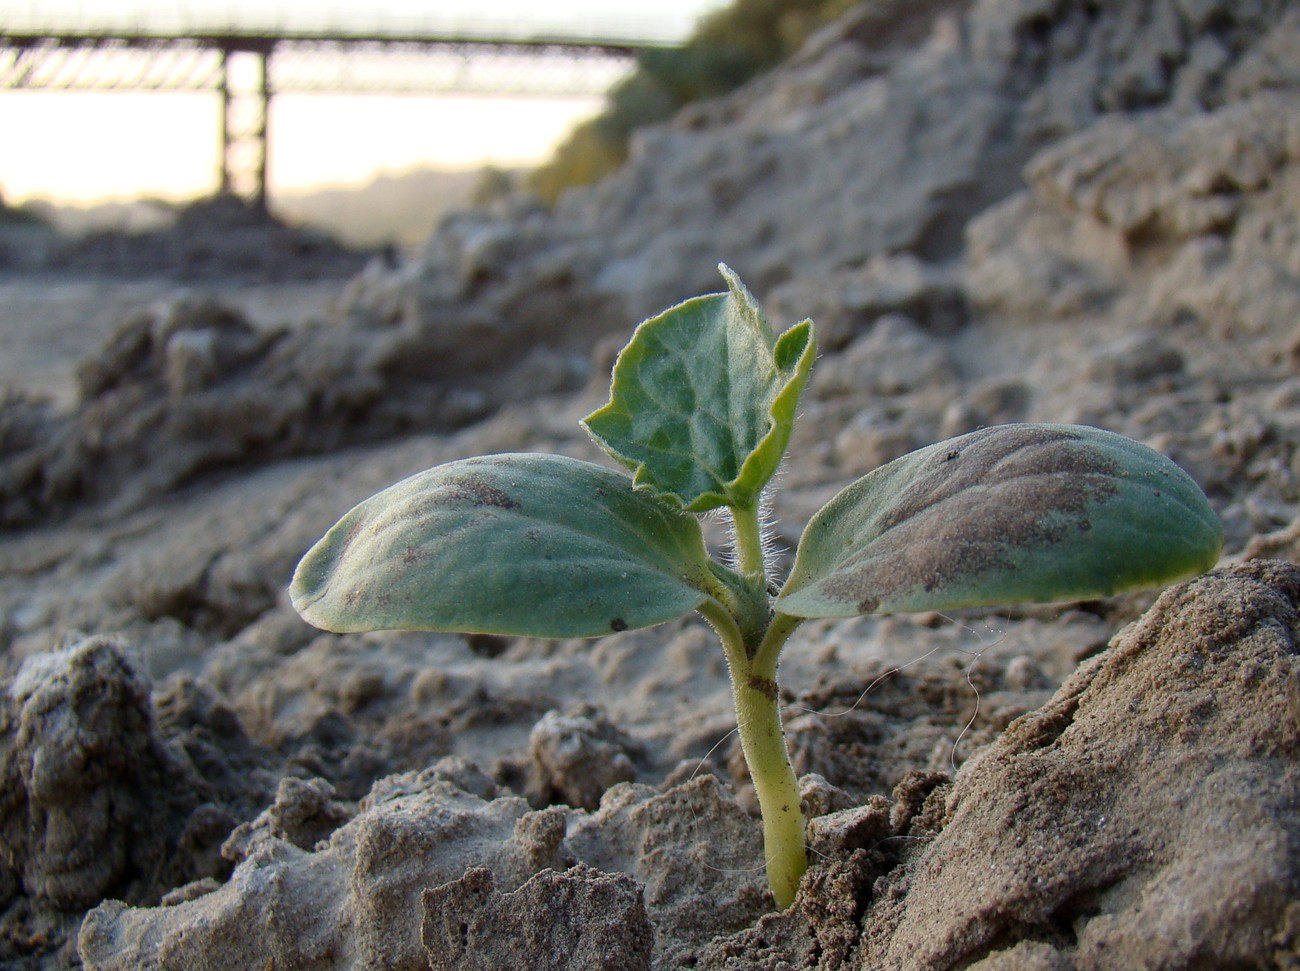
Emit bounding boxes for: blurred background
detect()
[0,0,859,247]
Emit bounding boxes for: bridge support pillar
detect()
[217,43,272,213]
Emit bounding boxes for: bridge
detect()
[0,4,697,208]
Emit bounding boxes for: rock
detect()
[220,776,352,861]
[0,634,278,971]
[831,410,919,477]
[1,637,203,911]
[77,771,769,971]
[75,294,268,399]
[1084,331,1186,389]
[78,761,546,971]
[768,256,968,350]
[0,393,74,528]
[814,313,957,400]
[803,796,892,860]
[967,89,1300,338]
[0,634,290,968]
[421,864,653,971]
[1024,95,1290,244]
[963,191,1124,320]
[853,560,1300,969]
[528,705,642,810]
[938,377,1033,438]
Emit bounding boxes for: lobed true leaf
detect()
[582,264,816,512]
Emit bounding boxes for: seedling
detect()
[291,266,1223,909]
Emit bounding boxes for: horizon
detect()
[1,90,606,208]
[15,156,530,212]
[0,0,727,207]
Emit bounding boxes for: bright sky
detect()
[0,1,727,205]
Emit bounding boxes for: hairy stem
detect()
[698,599,807,909]
[753,611,802,674]
[733,631,805,908]
[730,501,767,584]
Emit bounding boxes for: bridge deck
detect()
[0,8,688,49]
[0,4,695,208]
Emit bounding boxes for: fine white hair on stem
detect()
[718,506,741,571]
[720,476,787,571]
[757,472,787,564]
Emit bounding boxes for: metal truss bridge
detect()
[0,5,689,207]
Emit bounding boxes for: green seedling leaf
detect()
[777,423,1223,618]
[291,453,717,638]
[583,264,816,512]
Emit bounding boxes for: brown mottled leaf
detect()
[776,424,1223,618]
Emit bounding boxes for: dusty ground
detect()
[1,254,1294,968]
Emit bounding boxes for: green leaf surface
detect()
[582,264,816,512]
[291,453,716,638]
[776,423,1223,618]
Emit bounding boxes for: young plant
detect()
[290,265,1223,909]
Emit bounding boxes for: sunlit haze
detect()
[0,1,727,205]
